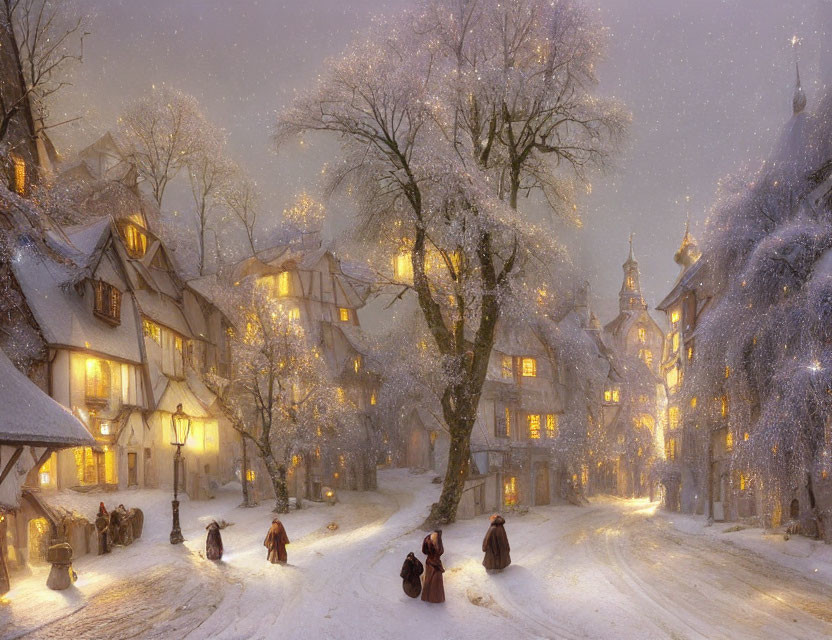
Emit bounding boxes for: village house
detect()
[192,235,380,503]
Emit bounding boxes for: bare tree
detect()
[116,86,207,208]
[277,0,626,523]
[188,131,235,275]
[0,0,86,146]
[224,174,261,256]
[208,287,359,513]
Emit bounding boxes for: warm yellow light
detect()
[670,309,680,325]
[721,395,729,418]
[687,346,694,361]
[12,156,25,194]
[288,307,300,322]
[672,332,680,353]
[278,271,290,297]
[666,367,679,390]
[604,389,612,403]
[528,414,541,439]
[724,366,731,379]
[501,355,513,379]
[638,327,647,344]
[744,432,749,441]
[546,414,558,438]
[503,476,518,506]
[690,396,697,408]
[505,407,511,437]
[353,356,361,373]
[370,392,377,406]
[339,308,350,322]
[726,430,733,451]
[612,389,620,403]
[393,252,413,281]
[668,406,680,430]
[739,473,747,491]
[246,469,256,482]
[124,224,147,258]
[521,357,537,377]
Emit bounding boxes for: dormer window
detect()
[11,154,25,195]
[604,386,620,404]
[124,223,147,259]
[521,357,537,377]
[93,280,121,325]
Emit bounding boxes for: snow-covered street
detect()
[2,470,831,640]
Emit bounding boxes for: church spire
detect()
[619,234,646,313]
[674,215,701,271]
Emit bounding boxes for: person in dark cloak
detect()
[400,551,423,598]
[420,529,445,603]
[95,510,110,555]
[206,521,223,561]
[482,514,511,572]
[264,518,289,564]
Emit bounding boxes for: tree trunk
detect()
[427,404,476,525]
[263,454,289,513]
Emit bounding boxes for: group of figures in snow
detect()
[400,514,511,604]
[204,518,289,564]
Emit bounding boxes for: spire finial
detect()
[792,35,807,115]
[628,232,635,261]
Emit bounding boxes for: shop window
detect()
[503,476,518,506]
[93,280,121,325]
[85,359,111,403]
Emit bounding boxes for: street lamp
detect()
[170,403,191,545]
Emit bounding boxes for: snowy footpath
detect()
[2,470,832,640]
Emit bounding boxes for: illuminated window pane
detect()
[124,224,147,259]
[505,407,511,437]
[668,406,680,430]
[612,388,620,403]
[672,332,680,353]
[666,366,679,390]
[393,252,413,281]
[12,156,25,195]
[503,476,518,506]
[143,319,161,343]
[546,414,558,438]
[739,473,747,491]
[604,389,612,403]
[521,357,537,377]
[278,271,290,297]
[528,414,541,439]
[353,356,361,373]
[370,391,377,406]
[670,309,681,325]
[85,359,110,401]
[501,356,513,379]
[638,327,647,343]
[726,430,733,451]
[721,395,729,417]
[339,308,350,322]
[288,307,300,322]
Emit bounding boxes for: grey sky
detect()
[56,0,827,323]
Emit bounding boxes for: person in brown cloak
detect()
[420,529,445,603]
[482,514,511,572]
[206,521,223,561]
[264,518,289,564]
[400,551,423,598]
[95,503,110,555]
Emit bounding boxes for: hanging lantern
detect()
[170,403,191,447]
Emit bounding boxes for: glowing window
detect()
[85,359,111,401]
[501,356,513,379]
[393,252,413,281]
[503,476,518,506]
[521,357,537,377]
[99,421,111,436]
[670,309,680,325]
[739,473,747,491]
[638,349,653,367]
[665,438,676,461]
[500,407,511,437]
[687,345,694,361]
[546,414,558,438]
[721,395,729,418]
[668,406,680,430]
[93,280,121,325]
[278,271,290,297]
[666,366,679,390]
[638,327,647,343]
[175,336,183,353]
[143,319,161,343]
[724,366,731,379]
[353,356,361,373]
[726,430,733,451]
[292,455,301,467]
[12,155,25,194]
[690,396,697,408]
[612,388,620,403]
[39,455,53,486]
[604,389,611,403]
[370,392,377,406]
[744,432,749,441]
[528,414,541,439]
[245,469,256,482]
[339,308,351,322]
[671,332,680,353]
[124,224,147,259]
[626,275,636,291]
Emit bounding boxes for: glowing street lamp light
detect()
[169,403,191,545]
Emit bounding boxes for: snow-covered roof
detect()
[134,290,194,338]
[12,228,144,364]
[157,379,212,419]
[0,349,95,447]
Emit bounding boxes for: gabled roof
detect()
[657,256,704,311]
[0,349,95,447]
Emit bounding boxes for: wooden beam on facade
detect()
[0,446,24,486]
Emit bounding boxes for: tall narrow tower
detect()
[619,234,647,313]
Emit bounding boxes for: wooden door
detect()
[534,464,550,506]
[127,452,138,487]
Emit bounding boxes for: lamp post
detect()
[170,403,191,545]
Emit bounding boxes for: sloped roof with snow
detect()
[0,349,95,447]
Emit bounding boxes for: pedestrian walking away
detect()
[400,551,423,598]
[482,513,511,572]
[420,529,445,603]
[264,518,290,564]
[206,520,223,561]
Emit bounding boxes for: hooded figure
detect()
[400,552,423,598]
[264,519,289,564]
[206,521,223,561]
[420,530,445,603]
[482,514,511,571]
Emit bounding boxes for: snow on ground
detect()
[3,472,832,639]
